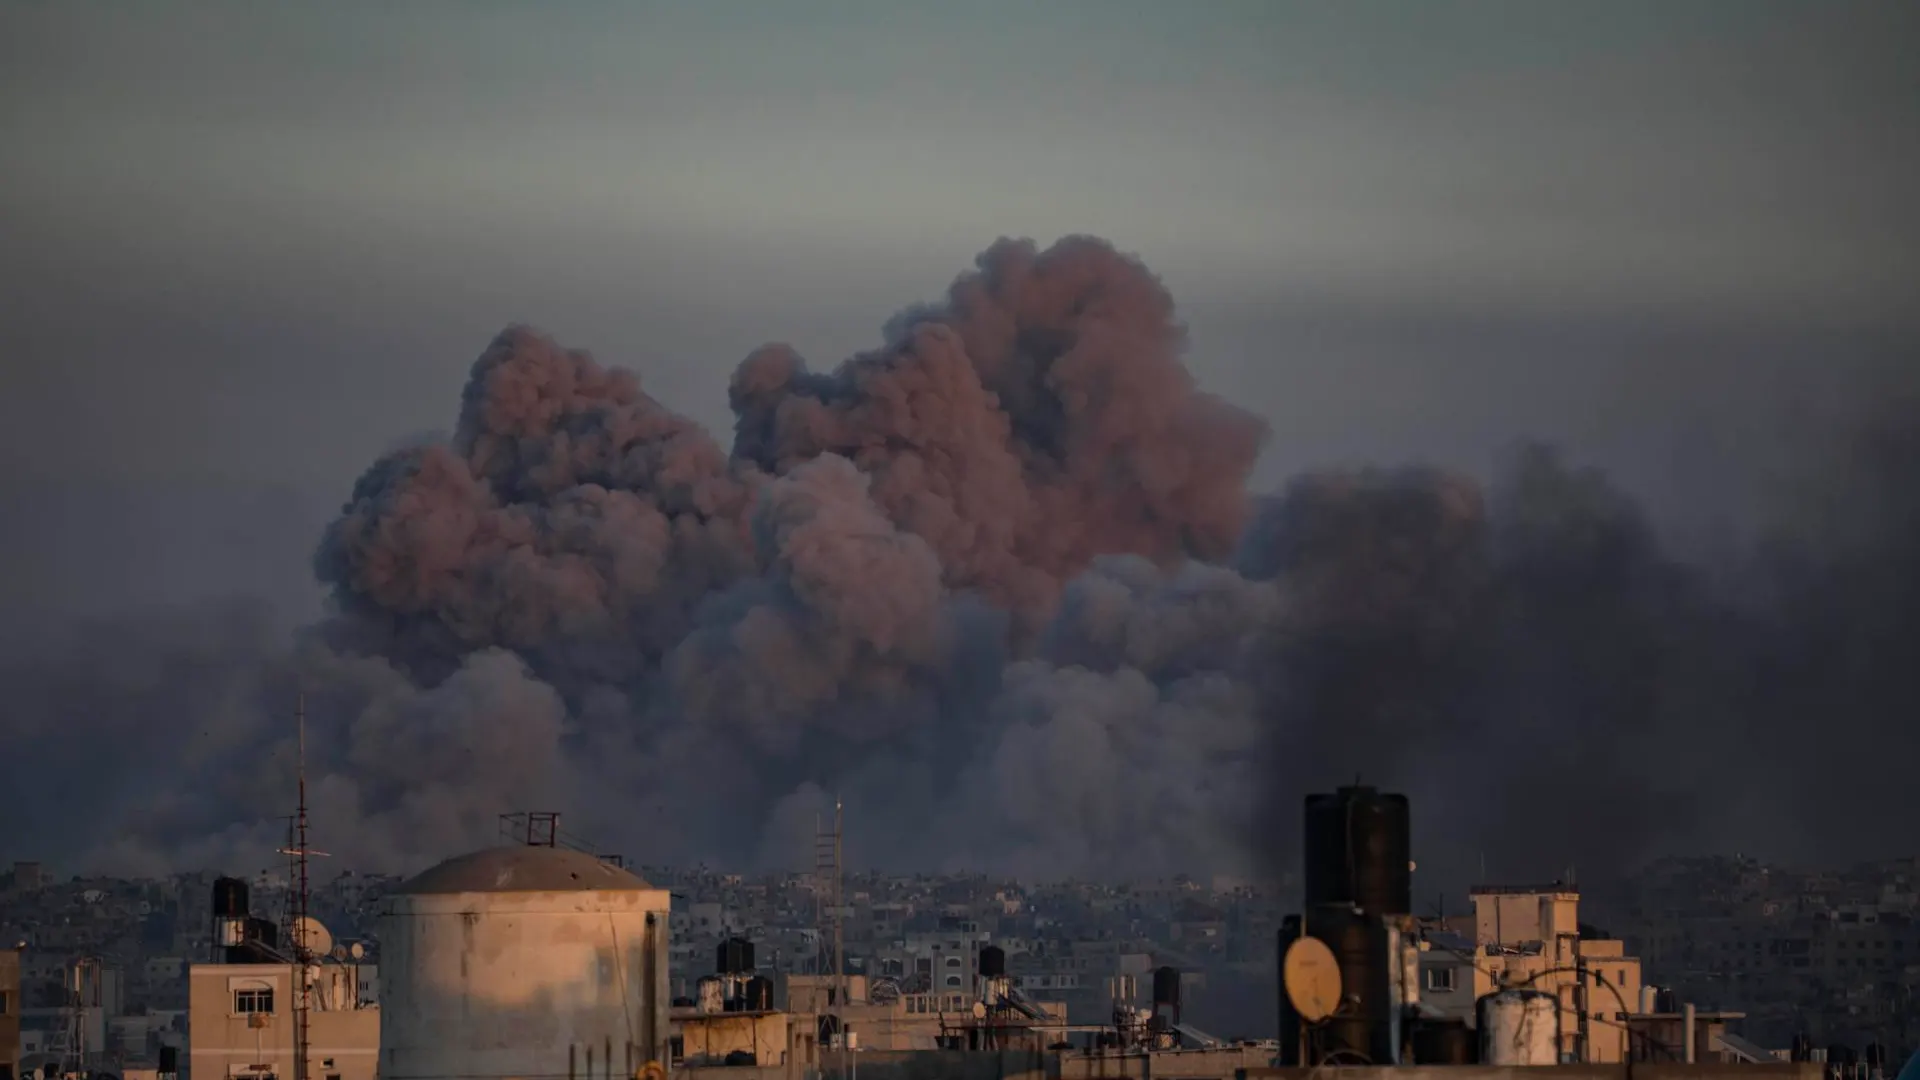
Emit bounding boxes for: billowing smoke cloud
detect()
[6,235,1916,888]
[1248,427,1920,894]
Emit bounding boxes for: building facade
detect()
[186,963,379,1080]
[1,946,20,1080]
[1417,885,1645,1063]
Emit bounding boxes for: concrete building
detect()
[376,845,672,1080]
[1238,1067,1821,1080]
[2,865,48,893]
[186,962,379,1080]
[901,918,991,992]
[779,972,1068,1053]
[673,1005,816,1074]
[1,945,20,1080]
[1416,885,1646,1063]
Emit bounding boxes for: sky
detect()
[1,0,1917,881]
[3,1,1915,626]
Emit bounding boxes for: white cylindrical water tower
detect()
[378,846,672,1080]
[1477,988,1560,1066]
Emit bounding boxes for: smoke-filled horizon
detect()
[4,236,1916,893]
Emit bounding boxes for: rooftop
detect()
[397,846,653,895]
[1469,883,1579,897]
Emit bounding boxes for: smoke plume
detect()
[6,235,1917,888]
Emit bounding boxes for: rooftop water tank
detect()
[1893,1047,1919,1080]
[376,846,673,1080]
[1478,989,1560,1066]
[1303,786,1412,917]
[979,946,1006,979]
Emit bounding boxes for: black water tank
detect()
[717,936,754,975]
[1312,902,1390,1064]
[979,945,1006,978]
[212,877,249,918]
[1303,786,1411,916]
[1411,1018,1477,1064]
[1152,966,1182,1009]
[1276,906,1392,1065]
[745,975,773,1012]
[1277,918,1305,1066]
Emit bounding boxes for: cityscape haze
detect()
[1,3,1917,1074]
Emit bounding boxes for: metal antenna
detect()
[812,795,847,1012]
[833,794,845,1015]
[277,693,329,1080]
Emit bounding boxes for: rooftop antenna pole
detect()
[294,694,312,1080]
[833,794,845,1014]
[813,792,849,1077]
[276,693,330,1080]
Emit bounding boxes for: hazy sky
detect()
[2,0,1915,624]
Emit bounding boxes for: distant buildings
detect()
[0,847,1916,1070]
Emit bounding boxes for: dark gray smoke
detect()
[4,236,1915,886]
[1247,424,1920,894]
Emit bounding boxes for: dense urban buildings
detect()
[1,848,1915,1076]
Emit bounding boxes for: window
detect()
[234,988,275,1015]
[1424,967,1457,992]
[0,989,10,1014]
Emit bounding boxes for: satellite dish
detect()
[1282,937,1343,1023]
[331,945,349,962]
[293,916,333,959]
[349,942,366,960]
[971,1001,988,1020]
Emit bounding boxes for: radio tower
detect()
[277,694,328,1080]
[813,797,845,1007]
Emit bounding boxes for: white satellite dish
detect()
[349,942,365,960]
[293,916,333,959]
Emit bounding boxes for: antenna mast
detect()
[833,795,844,1011]
[813,796,845,1007]
[277,694,329,1080]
